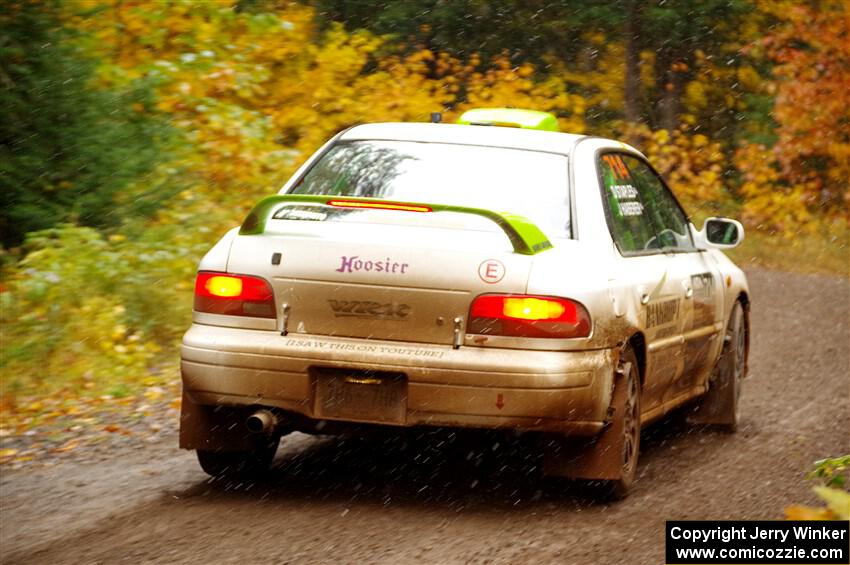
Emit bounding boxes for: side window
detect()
[598,154,657,253]
[598,152,695,254]
[622,155,695,252]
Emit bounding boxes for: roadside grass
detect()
[0,363,181,467]
[727,224,849,277]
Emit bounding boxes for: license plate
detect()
[315,369,407,424]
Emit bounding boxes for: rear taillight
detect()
[468,294,591,339]
[194,272,275,318]
[326,199,433,213]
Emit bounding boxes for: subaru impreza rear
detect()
[179,117,620,480]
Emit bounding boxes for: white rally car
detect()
[180,108,749,497]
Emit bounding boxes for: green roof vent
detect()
[457,108,559,132]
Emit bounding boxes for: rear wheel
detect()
[602,347,642,499]
[196,436,280,478]
[542,346,642,500]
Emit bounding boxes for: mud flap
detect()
[686,352,735,426]
[687,302,744,429]
[179,392,260,452]
[543,362,631,481]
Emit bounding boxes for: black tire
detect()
[602,347,642,499]
[196,436,280,478]
[720,301,747,432]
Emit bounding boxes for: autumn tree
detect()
[733,0,850,230]
[764,0,850,216]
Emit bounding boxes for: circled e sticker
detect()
[478,259,505,284]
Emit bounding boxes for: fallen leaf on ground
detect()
[53,440,80,453]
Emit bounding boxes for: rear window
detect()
[288,140,572,238]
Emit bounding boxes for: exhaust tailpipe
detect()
[246,409,277,434]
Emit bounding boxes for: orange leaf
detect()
[784,504,833,520]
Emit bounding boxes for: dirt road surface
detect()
[2,268,848,564]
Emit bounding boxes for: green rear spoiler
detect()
[239,194,553,255]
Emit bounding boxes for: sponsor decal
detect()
[602,155,644,216]
[328,299,410,320]
[610,183,638,199]
[273,207,328,222]
[478,259,506,284]
[283,338,444,358]
[691,272,715,300]
[607,180,643,216]
[602,154,631,180]
[618,201,644,216]
[336,255,409,274]
[689,271,718,335]
[647,297,680,328]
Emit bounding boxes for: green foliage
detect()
[0,221,213,397]
[314,0,584,62]
[786,456,850,520]
[808,456,850,490]
[0,0,173,247]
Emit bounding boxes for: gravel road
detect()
[2,268,848,565]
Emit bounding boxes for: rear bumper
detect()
[180,323,617,442]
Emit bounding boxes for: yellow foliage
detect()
[684,81,708,111]
[785,487,850,521]
[617,123,728,213]
[65,0,597,215]
[735,143,814,233]
[457,56,586,134]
